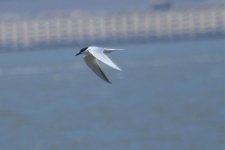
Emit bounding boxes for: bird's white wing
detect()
[84,54,111,84]
[103,48,124,53]
[89,48,122,71]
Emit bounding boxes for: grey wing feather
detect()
[89,50,122,71]
[104,48,124,53]
[84,54,111,84]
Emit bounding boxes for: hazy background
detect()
[0,0,224,150]
[0,0,224,14]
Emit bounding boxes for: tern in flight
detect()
[75,46,123,84]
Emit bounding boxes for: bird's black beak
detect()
[75,52,81,56]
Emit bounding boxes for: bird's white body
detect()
[76,46,124,83]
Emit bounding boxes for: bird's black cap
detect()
[75,47,88,56]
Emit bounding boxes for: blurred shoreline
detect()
[0,6,224,52]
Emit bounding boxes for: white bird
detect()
[75,46,123,84]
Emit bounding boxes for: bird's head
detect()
[75,47,88,56]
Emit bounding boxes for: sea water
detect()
[0,39,224,150]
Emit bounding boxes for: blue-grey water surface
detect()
[0,39,224,150]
